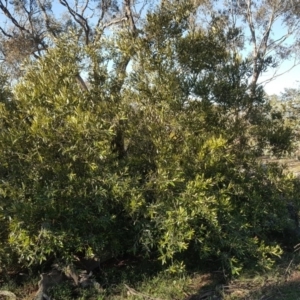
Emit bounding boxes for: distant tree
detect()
[273,86,300,154]
[268,87,300,127]
[194,0,300,95]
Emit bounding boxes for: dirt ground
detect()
[261,156,300,177]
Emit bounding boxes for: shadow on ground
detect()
[185,268,300,300]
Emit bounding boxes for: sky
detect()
[261,61,300,95]
[257,20,300,96]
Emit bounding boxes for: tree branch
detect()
[0,0,31,34]
[59,0,91,45]
[260,57,300,87]
[124,0,137,34]
[102,17,128,30]
[36,0,58,38]
[0,26,13,38]
[75,73,89,91]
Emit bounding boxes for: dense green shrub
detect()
[0,1,298,276]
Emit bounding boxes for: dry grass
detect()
[260,156,300,176]
[185,256,300,300]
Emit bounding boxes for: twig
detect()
[285,255,294,279]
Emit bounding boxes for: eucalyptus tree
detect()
[195,0,300,94]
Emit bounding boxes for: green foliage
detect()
[268,87,300,156]
[0,36,140,267]
[48,282,73,300]
[0,1,298,278]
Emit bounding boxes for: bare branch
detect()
[96,7,106,29]
[80,0,89,16]
[0,0,31,34]
[260,57,300,86]
[0,26,13,38]
[257,5,276,55]
[76,73,89,91]
[245,0,257,54]
[102,17,128,30]
[124,0,137,34]
[36,0,58,38]
[59,0,91,45]
[244,0,261,91]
